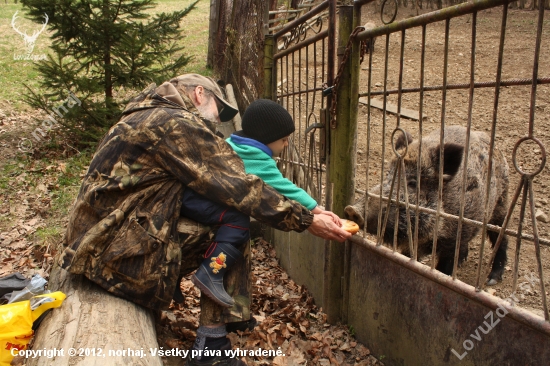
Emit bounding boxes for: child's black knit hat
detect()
[238,99,295,144]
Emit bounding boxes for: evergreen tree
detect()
[21,0,198,145]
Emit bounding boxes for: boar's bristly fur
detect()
[345,126,509,285]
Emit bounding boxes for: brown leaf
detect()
[18,256,29,267]
[339,342,351,352]
[310,332,323,341]
[273,356,287,366]
[356,344,371,357]
[281,325,291,339]
[287,348,307,365]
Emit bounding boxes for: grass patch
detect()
[0,0,210,238]
[34,226,62,244]
[0,3,50,111]
[0,0,211,114]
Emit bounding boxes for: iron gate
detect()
[264,0,335,205]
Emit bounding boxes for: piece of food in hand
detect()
[341,219,359,234]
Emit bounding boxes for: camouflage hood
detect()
[59,83,313,310]
[121,82,217,132]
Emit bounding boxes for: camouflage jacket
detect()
[59,83,313,310]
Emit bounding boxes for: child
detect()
[188,99,340,312]
[227,99,340,219]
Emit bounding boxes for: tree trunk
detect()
[207,0,220,69]
[23,264,162,366]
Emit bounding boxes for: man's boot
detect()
[193,242,242,308]
[186,325,246,366]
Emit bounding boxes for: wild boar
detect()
[345,126,509,285]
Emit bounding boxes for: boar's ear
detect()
[433,143,464,180]
[394,131,414,151]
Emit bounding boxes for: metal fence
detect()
[346,0,550,320]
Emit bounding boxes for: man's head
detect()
[237,99,295,156]
[169,74,238,123]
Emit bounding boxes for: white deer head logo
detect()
[11,11,49,55]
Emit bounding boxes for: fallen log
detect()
[23,266,162,366]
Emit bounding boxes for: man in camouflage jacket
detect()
[59,74,350,365]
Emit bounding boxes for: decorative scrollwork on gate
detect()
[279,16,323,50]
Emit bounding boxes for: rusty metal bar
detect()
[379,157,400,249]
[327,0,335,117]
[269,9,302,15]
[512,181,529,293]
[356,189,550,247]
[453,11,477,281]
[529,180,550,320]
[348,234,550,335]
[356,0,509,40]
[321,0,336,206]
[476,1,508,290]
[431,18,450,271]
[277,158,325,172]
[375,33,391,243]
[399,153,414,256]
[413,24,427,262]
[528,1,545,137]
[299,46,303,162]
[393,155,402,251]
[344,2,364,323]
[396,30,405,128]
[358,77,550,97]
[354,0,377,6]
[274,30,329,60]
[528,2,548,321]
[362,25,374,246]
[278,87,325,98]
[292,51,296,125]
[285,55,290,177]
[305,43,309,170]
[274,0,329,39]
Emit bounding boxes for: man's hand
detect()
[307,213,352,242]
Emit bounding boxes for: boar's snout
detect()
[344,203,365,229]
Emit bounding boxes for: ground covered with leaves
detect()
[156,239,384,366]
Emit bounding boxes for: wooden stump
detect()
[23,264,162,366]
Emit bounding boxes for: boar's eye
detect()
[407,179,417,190]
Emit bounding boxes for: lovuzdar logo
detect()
[11,11,48,59]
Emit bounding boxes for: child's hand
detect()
[321,210,342,226]
[311,206,342,225]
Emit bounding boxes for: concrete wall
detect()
[264,227,325,309]
[266,228,550,365]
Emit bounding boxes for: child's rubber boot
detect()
[192,242,242,308]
